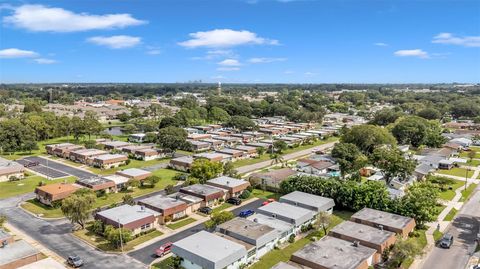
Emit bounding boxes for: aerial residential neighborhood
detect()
[1,1,479,269]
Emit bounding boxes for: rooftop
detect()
[291,236,377,269]
[77,177,113,186]
[271,262,300,269]
[352,208,414,230]
[279,191,335,212]
[36,183,78,195]
[330,221,395,245]
[257,201,314,221]
[217,217,275,240]
[251,168,297,181]
[207,176,249,188]
[96,204,158,225]
[94,154,127,161]
[117,168,151,177]
[0,240,40,266]
[102,175,129,185]
[181,184,224,196]
[138,195,186,210]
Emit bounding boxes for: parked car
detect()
[239,209,255,218]
[439,233,454,248]
[155,242,173,257]
[67,255,84,268]
[198,207,213,215]
[226,197,242,205]
[262,198,276,206]
[24,161,39,168]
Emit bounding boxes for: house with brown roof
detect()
[201,138,225,150]
[206,176,251,198]
[187,140,211,152]
[0,158,25,182]
[133,148,164,161]
[76,177,116,193]
[34,183,79,206]
[216,148,245,161]
[194,152,230,163]
[47,143,85,158]
[249,168,297,190]
[69,148,107,164]
[92,154,128,169]
[235,145,258,158]
[169,156,194,172]
[188,133,212,141]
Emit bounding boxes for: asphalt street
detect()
[422,187,480,269]
[21,156,96,179]
[128,199,265,265]
[0,195,147,269]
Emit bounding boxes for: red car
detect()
[262,198,276,206]
[155,242,173,257]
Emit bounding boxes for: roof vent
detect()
[140,206,145,211]
[253,218,258,223]
[353,241,360,247]
[378,224,384,231]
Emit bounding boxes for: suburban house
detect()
[296,160,338,176]
[256,202,315,232]
[133,148,163,161]
[179,184,226,207]
[172,231,248,269]
[230,133,255,143]
[212,136,242,147]
[95,204,159,235]
[235,145,258,158]
[52,144,85,158]
[188,140,211,152]
[0,239,42,269]
[76,177,117,193]
[290,236,377,269]
[216,148,245,161]
[201,138,225,150]
[69,148,107,164]
[137,195,190,224]
[216,218,278,260]
[188,133,211,141]
[350,208,416,238]
[128,133,149,143]
[438,159,455,170]
[168,192,203,213]
[249,168,297,190]
[169,156,194,172]
[34,183,79,206]
[206,176,251,198]
[121,145,153,154]
[46,143,74,155]
[116,168,152,181]
[246,142,271,149]
[279,191,335,213]
[194,152,229,163]
[99,140,131,151]
[92,154,128,169]
[0,158,25,182]
[102,174,130,190]
[414,163,436,180]
[451,137,473,148]
[329,221,396,263]
[247,213,294,243]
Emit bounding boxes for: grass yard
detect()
[87,159,170,175]
[433,230,444,242]
[434,205,447,218]
[233,154,272,168]
[443,208,458,221]
[74,225,163,252]
[211,203,233,214]
[437,179,464,201]
[249,210,350,269]
[250,189,281,201]
[0,175,76,199]
[21,171,178,218]
[151,257,176,269]
[166,218,197,230]
[460,183,478,202]
[401,229,427,268]
[437,167,475,178]
[466,159,480,167]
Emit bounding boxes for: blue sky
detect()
[0,0,479,83]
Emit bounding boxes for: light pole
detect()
[465,168,470,191]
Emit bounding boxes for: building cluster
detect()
[271,208,415,269]
[90,176,251,234]
[34,168,152,206]
[171,191,336,269]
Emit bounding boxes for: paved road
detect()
[236,141,337,174]
[21,156,96,179]
[422,187,480,269]
[0,195,147,269]
[128,199,265,265]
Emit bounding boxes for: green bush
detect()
[288,234,295,243]
[239,190,251,199]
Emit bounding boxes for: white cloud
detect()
[87,35,141,49]
[34,58,57,64]
[432,33,480,47]
[3,4,145,32]
[394,49,429,59]
[179,29,278,48]
[217,67,240,71]
[283,70,294,74]
[218,59,241,66]
[248,57,286,63]
[146,49,161,55]
[304,72,316,76]
[374,42,388,46]
[0,48,38,58]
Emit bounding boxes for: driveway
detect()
[236,141,337,174]
[20,156,96,179]
[422,188,480,269]
[0,195,146,269]
[128,199,265,265]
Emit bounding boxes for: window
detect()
[140,223,151,230]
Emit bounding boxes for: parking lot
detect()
[19,156,96,179]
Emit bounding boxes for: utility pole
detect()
[465,168,469,191]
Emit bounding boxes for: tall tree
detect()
[157,126,188,155]
[61,189,96,229]
[341,124,396,154]
[331,142,368,177]
[190,159,223,183]
[370,147,415,184]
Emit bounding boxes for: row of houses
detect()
[92,176,251,234]
[34,168,152,206]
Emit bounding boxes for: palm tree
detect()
[271,154,286,167]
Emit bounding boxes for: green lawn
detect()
[460,183,478,202]
[233,154,272,168]
[74,225,163,252]
[437,180,464,201]
[211,203,233,214]
[251,189,281,201]
[437,167,475,178]
[151,257,176,269]
[166,218,197,230]
[87,159,170,175]
[433,230,444,242]
[401,229,427,268]
[466,159,480,167]
[21,171,179,218]
[0,175,77,199]
[443,208,458,221]
[434,204,447,218]
[249,211,350,269]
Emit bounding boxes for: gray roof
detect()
[172,231,247,269]
[207,176,248,188]
[330,221,395,245]
[216,217,277,247]
[257,201,315,226]
[279,191,335,212]
[0,228,10,241]
[96,204,158,225]
[76,176,113,186]
[180,184,224,196]
[138,195,187,211]
[415,163,436,175]
[94,153,127,161]
[271,262,301,269]
[0,240,40,266]
[352,208,414,230]
[291,236,376,269]
[117,168,151,177]
[247,214,293,235]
